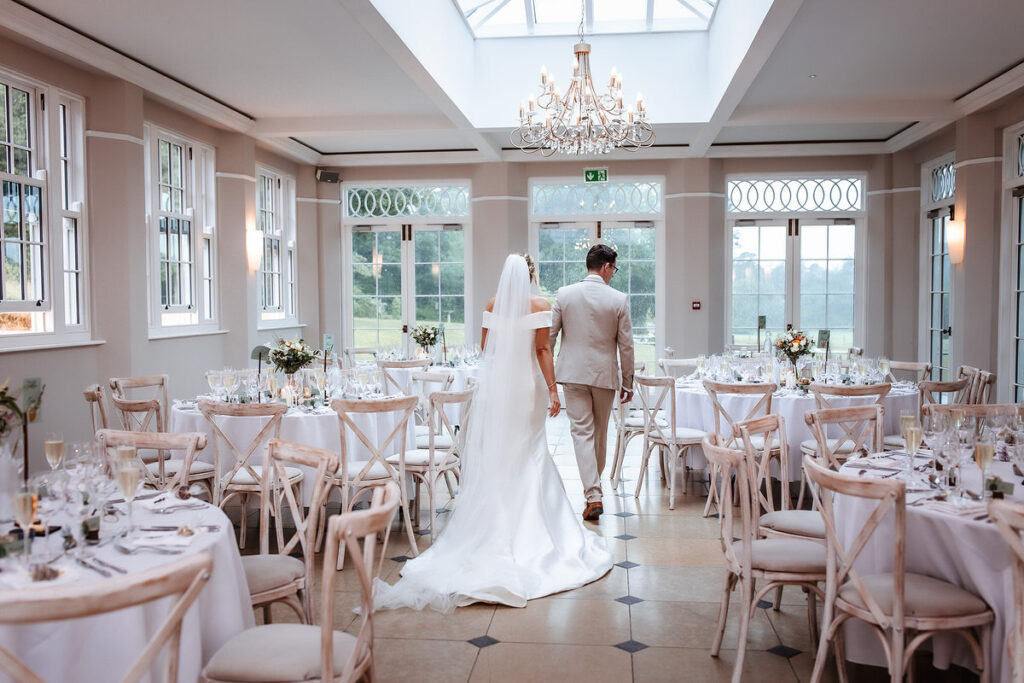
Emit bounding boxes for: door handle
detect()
[941,326,952,337]
[403,324,409,333]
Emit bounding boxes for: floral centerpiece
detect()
[268,338,320,376]
[0,378,44,484]
[411,325,440,354]
[775,330,813,366]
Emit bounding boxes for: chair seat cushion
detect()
[203,623,355,682]
[414,424,430,437]
[799,438,863,457]
[228,465,304,486]
[415,433,453,449]
[760,510,826,539]
[341,461,393,481]
[649,427,705,443]
[623,416,668,429]
[146,459,215,477]
[387,449,457,467]
[838,572,990,619]
[735,538,826,573]
[241,554,305,595]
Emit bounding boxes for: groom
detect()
[550,244,635,521]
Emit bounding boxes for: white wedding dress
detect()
[374,255,613,614]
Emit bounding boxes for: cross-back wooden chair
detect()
[109,375,170,433]
[377,359,431,395]
[609,361,662,488]
[989,499,1024,683]
[884,361,931,385]
[83,384,109,432]
[633,375,705,510]
[957,365,997,405]
[344,346,377,369]
[702,380,778,517]
[919,376,971,408]
[329,395,419,563]
[244,438,339,625]
[198,400,298,549]
[390,387,474,541]
[801,382,890,458]
[658,357,699,379]
[804,405,884,470]
[95,429,214,498]
[0,552,212,683]
[803,455,992,683]
[703,433,825,683]
[409,370,455,445]
[202,483,400,683]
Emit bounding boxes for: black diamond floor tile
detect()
[617,493,633,498]
[767,645,801,659]
[468,635,500,648]
[615,560,640,570]
[390,555,411,563]
[613,512,635,518]
[614,534,637,541]
[615,595,644,605]
[614,640,649,653]
[756,599,773,609]
[415,529,431,536]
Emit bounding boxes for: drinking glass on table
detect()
[116,462,142,538]
[206,370,223,399]
[899,410,915,451]
[12,483,37,564]
[974,430,996,498]
[903,418,923,480]
[222,368,238,402]
[922,412,946,452]
[878,356,891,378]
[44,433,65,471]
[934,437,957,495]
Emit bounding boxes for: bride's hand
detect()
[548,386,561,418]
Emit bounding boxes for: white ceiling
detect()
[8,0,1024,165]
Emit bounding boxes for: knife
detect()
[90,557,127,574]
[75,557,111,577]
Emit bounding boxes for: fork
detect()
[152,503,206,515]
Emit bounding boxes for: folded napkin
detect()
[0,562,81,590]
[131,529,203,548]
[922,500,987,517]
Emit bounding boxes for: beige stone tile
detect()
[362,603,496,640]
[789,651,840,683]
[469,643,632,683]
[627,537,724,566]
[549,566,629,600]
[627,565,730,603]
[764,601,822,651]
[632,646,798,683]
[373,638,479,683]
[631,599,780,651]
[581,514,625,537]
[487,597,631,645]
[627,513,722,540]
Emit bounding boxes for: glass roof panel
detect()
[456,0,718,38]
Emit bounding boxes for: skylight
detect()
[455,0,718,38]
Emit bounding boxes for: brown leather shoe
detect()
[583,501,604,521]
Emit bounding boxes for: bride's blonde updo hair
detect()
[520,253,537,284]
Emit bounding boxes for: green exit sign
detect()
[584,168,608,183]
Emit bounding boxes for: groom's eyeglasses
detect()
[611,265,619,275]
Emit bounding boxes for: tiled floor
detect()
[260,412,841,682]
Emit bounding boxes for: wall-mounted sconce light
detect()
[247,229,264,272]
[946,219,965,265]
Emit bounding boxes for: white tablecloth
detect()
[835,459,1015,681]
[170,404,416,505]
[0,502,251,683]
[674,382,920,481]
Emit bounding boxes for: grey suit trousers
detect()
[562,383,616,503]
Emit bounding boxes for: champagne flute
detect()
[949,407,965,431]
[904,419,923,480]
[206,370,222,399]
[44,434,65,471]
[222,368,237,402]
[974,431,996,498]
[116,462,142,538]
[878,356,891,379]
[12,485,37,563]
[899,411,915,453]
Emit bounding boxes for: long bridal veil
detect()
[373,254,612,613]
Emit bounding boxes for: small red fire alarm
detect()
[692,301,701,310]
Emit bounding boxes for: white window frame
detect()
[528,176,666,359]
[340,180,473,351]
[143,124,217,337]
[257,165,297,329]
[0,67,91,352]
[723,173,867,350]
[918,153,956,379]
[998,122,1024,401]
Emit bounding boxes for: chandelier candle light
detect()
[511,1,654,156]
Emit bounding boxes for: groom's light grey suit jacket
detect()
[549,274,635,391]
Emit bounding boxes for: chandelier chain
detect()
[578,0,585,43]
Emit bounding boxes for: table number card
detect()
[817,330,830,348]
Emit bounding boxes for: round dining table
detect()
[0,501,252,683]
[169,401,416,506]
[674,381,920,481]
[835,456,1016,681]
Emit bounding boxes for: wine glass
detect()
[221,368,237,402]
[314,370,327,404]
[899,410,916,452]
[904,418,923,481]
[206,370,222,399]
[12,483,37,564]
[116,462,142,538]
[974,430,996,498]
[44,433,65,471]
[878,356,891,379]
[922,412,945,452]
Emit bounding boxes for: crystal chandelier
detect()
[510,0,655,156]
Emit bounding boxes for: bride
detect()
[374,254,613,613]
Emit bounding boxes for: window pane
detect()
[759,260,786,294]
[800,294,826,329]
[416,296,439,322]
[732,226,759,259]
[629,261,654,294]
[732,261,756,294]
[377,231,401,262]
[630,294,655,330]
[828,224,855,258]
[378,264,401,296]
[801,225,827,259]
[414,230,440,262]
[4,242,22,300]
[0,85,7,142]
[800,260,827,294]
[352,264,376,296]
[827,260,854,293]
[761,294,785,329]
[441,296,465,324]
[539,228,563,261]
[732,294,757,328]
[759,226,787,260]
[440,263,464,295]
[440,230,464,262]
[352,231,374,262]
[415,263,439,296]
[539,262,564,295]
[826,294,854,328]
[11,88,29,148]
[11,149,28,176]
